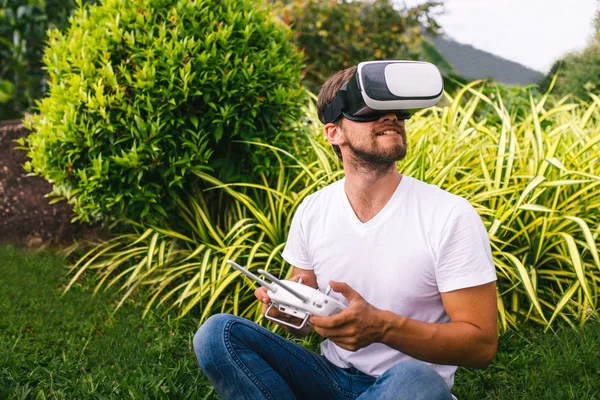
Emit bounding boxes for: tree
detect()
[540,8,600,100]
[273,0,447,92]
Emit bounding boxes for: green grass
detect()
[1,245,599,399]
[0,245,216,399]
[454,322,600,399]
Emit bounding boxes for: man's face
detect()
[339,113,407,168]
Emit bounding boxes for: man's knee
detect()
[193,313,241,368]
[380,360,451,400]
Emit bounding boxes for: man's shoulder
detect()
[406,176,465,203]
[298,178,343,211]
[405,176,474,215]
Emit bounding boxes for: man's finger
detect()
[310,310,351,329]
[254,287,270,304]
[291,273,317,288]
[291,273,308,281]
[329,281,361,301]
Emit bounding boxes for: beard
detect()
[346,133,408,172]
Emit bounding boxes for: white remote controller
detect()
[226,260,347,330]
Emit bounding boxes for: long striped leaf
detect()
[546,281,581,331]
[503,253,547,323]
[559,233,595,308]
[565,216,600,272]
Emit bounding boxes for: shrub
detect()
[22,0,306,225]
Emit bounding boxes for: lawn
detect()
[0,245,215,399]
[1,244,599,399]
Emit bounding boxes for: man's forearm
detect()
[378,310,497,368]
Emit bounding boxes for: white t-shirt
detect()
[281,175,497,389]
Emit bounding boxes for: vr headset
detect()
[322,60,444,124]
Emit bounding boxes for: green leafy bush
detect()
[23,0,306,225]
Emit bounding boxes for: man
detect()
[193,65,498,400]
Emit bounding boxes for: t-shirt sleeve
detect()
[281,200,313,270]
[435,198,497,293]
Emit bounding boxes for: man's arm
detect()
[379,281,498,368]
[309,280,498,369]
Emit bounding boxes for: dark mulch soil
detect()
[0,119,107,248]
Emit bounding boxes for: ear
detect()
[324,122,345,147]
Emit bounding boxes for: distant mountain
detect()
[430,34,545,86]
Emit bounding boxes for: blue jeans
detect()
[193,314,453,400]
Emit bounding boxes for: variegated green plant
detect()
[404,79,600,332]
[66,81,600,336]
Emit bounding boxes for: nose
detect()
[378,113,405,127]
[380,112,398,122]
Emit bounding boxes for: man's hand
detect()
[309,281,385,351]
[253,272,317,337]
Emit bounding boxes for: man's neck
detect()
[342,163,402,223]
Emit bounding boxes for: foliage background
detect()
[272,0,449,92]
[0,0,96,120]
[3,0,600,341]
[1,0,457,122]
[1,1,600,398]
[64,82,600,339]
[540,10,600,100]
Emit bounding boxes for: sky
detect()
[395,0,599,74]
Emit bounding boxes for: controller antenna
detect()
[226,260,278,292]
[258,269,309,303]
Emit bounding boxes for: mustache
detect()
[373,121,405,135]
